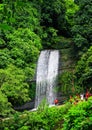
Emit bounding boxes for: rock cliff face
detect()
[59,47,75,73]
[57,47,75,104]
[14,100,35,111]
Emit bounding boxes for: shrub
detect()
[0,103,71,130]
[62,96,92,130]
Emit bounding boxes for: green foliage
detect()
[0,4,4,11]
[37,98,49,112]
[0,0,42,69]
[39,0,66,27]
[0,65,30,106]
[0,91,13,117]
[0,49,11,68]
[65,0,79,36]
[1,0,40,30]
[62,97,92,130]
[65,0,79,25]
[41,27,59,48]
[28,82,36,100]
[0,0,42,110]
[75,46,92,89]
[1,103,71,130]
[58,71,75,96]
[34,0,70,48]
[72,0,92,57]
[58,70,83,97]
[5,28,42,67]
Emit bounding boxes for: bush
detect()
[0,91,13,117]
[62,96,92,130]
[0,103,71,130]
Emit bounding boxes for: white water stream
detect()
[35,50,59,108]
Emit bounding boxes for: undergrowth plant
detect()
[0,103,71,130]
[62,96,92,130]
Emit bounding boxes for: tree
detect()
[75,46,92,90]
[0,65,30,106]
[32,0,68,48]
[65,0,79,36]
[0,0,42,75]
[72,0,92,58]
[0,0,42,109]
[0,90,13,117]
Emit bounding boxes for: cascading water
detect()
[35,50,59,108]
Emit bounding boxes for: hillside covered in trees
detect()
[1,0,92,129]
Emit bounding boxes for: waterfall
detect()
[35,50,59,108]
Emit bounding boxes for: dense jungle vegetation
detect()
[1,0,92,129]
